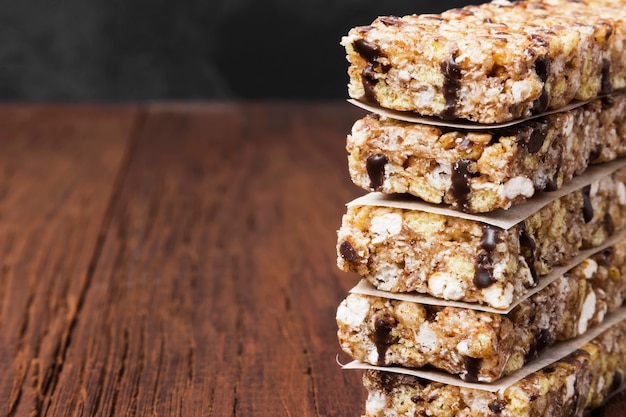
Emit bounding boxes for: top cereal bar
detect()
[341,0,626,124]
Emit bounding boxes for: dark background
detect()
[1,0,484,101]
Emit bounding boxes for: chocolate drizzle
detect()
[440,52,462,120]
[533,56,551,113]
[353,39,383,62]
[366,154,388,189]
[361,65,379,103]
[464,356,481,382]
[525,328,553,361]
[481,225,502,251]
[353,39,389,104]
[474,253,496,289]
[474,225,502,289]
[450,159,472,212]
[582,184,594,223]
[601,59,613,95]
[374,315,395,365]
[525,120,549,154]
[518,222,538,285]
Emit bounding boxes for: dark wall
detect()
[1,1,484,100]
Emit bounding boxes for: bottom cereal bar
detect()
[337,238,626,382]
[361,317,626,417]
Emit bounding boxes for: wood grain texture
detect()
[1,102,625,417]
[44,102,366,416]
[0,104,138,416]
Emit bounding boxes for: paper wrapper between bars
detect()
[347,96,598,130]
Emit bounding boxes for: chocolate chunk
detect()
[339,240,358,264]
[450,159,472,212]
[518,223,538,284]
[582,184,594,223]
[423,305,441,321]
[526,328,553,360]
[481,225,502,251]
[488,400,506,414]
[474,251,496,289]
[534,56,550,82]
[589,145,603,162]
[604,212,615,236]
[534,89,550,114]
[440,52,462,120]
[526,120,549,153]
[353,39,383,63]
[374,315,395,365]
[464,357,481,382]
[533,56,551,113]
[601,58,613,95]
[378,16,404,27]
[366,154,388,189]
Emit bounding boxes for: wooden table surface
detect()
[0,102,624,416]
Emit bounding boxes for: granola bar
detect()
[337,168,626,308]
[360,317,626,417]
[341,0,626,123]
[347,94,626,213]
[337,239,626,382]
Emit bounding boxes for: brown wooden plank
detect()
[43,102,365,416]
[0,104,139,416]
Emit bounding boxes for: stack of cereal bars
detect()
[334,1,626,416]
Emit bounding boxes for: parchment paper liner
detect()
[341,306,626,392]
[347,89,626,130]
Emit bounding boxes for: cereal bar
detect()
[347,94,626,213]
[360,317,626,417]
[337,168,626,308]
[341,0,626,123]
[337,239,626,382]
